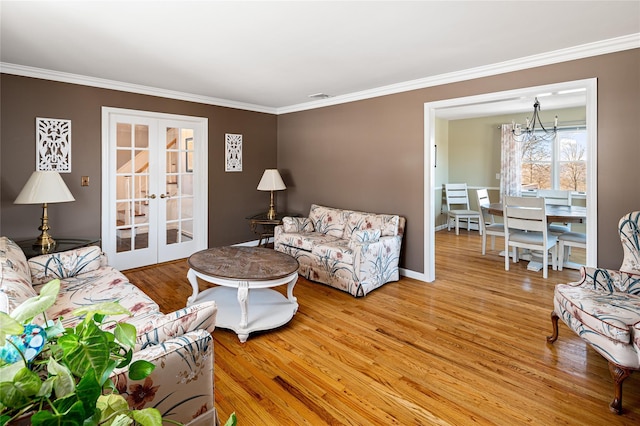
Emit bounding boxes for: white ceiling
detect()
[1,1,639,115]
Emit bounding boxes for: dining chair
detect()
[503,196,558,279]
[444,183,480,236]
[475,189,505,255]
[538,189,572,234]
[557,231,586,270]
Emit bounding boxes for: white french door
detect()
[101,108,208,270]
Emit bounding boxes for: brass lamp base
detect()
[32,202,57,253]
[266,190,277,220]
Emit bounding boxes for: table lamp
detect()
[14,170,75,252]
[257,169,286,220]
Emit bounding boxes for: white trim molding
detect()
[1,33,637,115]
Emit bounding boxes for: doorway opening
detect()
[423,79,598,282]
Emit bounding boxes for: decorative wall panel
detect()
[36,117,71,172]
[225,133,242,172]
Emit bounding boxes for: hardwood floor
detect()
[123,230,640,425]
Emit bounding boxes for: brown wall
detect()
[278,49,640,273]
[2,48,638,275]
[0,75,278,247]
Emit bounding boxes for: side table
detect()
[246,212,299,247]
[16,238,101,259]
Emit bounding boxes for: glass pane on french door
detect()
[115,123,151,253]
[164,127,194,245]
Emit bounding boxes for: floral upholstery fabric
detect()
[282,216,314,233]
[0,237,218,425]
[551,211,640,376]
[276,231,341,252]
[275,205,405,297]
[343,212,399,239]
[0,237,37,311]
[32,266,160,328]
[112,329,216,425]
[309,204,353,237]
[28,245,105,284]
[619,211,640,274]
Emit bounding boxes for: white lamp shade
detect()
[257,169,286,191]
[14,171,75,204]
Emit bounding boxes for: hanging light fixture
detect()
[512,97,558,142]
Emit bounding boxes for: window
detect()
[521,127,587,192]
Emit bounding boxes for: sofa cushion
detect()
[0,237,37,312]
[312,240,354,264]
[282,217,314,233]
[349,229,381,244]
[555,284,640,344]
[32,266,159,327]
[343,212,399,240]
[277,231,341,252]
[29,245,105,284]
[309,204,352,237]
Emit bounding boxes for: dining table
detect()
[486,203,587,224]
[485,202,587,270]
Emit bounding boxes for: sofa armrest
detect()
[351,236,402,284]
[572,266,640,294]
[133,301,217,351]
[111,329,216,425]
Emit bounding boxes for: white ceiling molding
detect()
[1,33,638,116]
[277,33,640,115]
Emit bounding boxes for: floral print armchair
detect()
[547,211,640,414]
[0,237,218,425]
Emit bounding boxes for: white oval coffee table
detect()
[187,246,299,343]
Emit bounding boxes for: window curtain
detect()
[500,123,521,201]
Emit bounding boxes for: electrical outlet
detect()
[81,176,90,186]
[495,173,500,180]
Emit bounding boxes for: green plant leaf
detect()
[130,407,162,426]
[0,380,28,408]
[13,366,42,397]
[127,360,155,381]
[72,302,132,319]
[0,360,25,382]
[114,323,136,349]
[60,321,110,377]
[74,370,101,420]
[9,279,60,324]
[97,393,130,425]
[31,399,86,425]
[47,357,75,398]
[224,412,238,426]
[110,414,135,426]
[0,312,23,346]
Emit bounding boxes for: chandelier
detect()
[512,97,558,142]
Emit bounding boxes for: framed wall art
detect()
[36,117,72,172]
[225,133,242,172]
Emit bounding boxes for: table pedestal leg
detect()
[237,281,249,342]
[186,269,199,306]
[286,273,298,313]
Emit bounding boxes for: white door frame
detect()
[423,79,598,282]
[101,107,208,270]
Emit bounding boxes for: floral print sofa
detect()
[274,204,405,297]
[0,236,218,425]
[547,211,640,414]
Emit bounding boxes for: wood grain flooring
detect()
[123,230,640,425]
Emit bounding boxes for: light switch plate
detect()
[81,176,90,186]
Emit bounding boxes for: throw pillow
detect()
[283,217,314,233]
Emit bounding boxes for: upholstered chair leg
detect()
[547,311,559,343]
[608,362,632,414]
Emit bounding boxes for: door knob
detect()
[160,193,171,199]
[148,194,156,199]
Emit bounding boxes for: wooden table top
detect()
[487,203,587,224]
[188,246,299,281]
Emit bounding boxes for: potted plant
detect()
[0,279,162,425]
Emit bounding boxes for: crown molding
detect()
[276,33,640,115]
[0,62,278,114]
[1,33,638,116]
